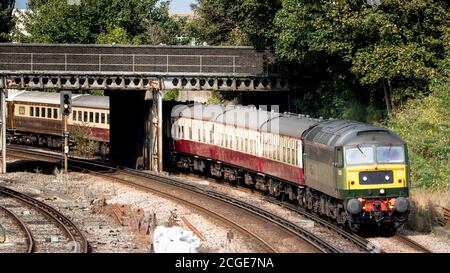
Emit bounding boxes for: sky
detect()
[14,0,196,13]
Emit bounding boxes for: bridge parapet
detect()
[0,44,288,91]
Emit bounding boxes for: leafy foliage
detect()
[21,0,187,45]
[274,0,449,118]
[0,0,16,42]
[383,78,450,190]
[188,0,281,49]
[69,123,98,158]
[163,89,179,101]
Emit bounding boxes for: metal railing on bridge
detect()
[0,44,288,91]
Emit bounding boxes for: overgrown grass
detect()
[407,189,448,233]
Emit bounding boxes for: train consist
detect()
[3,90,410,231]
[170,104,410,230]
[5,90,109,155]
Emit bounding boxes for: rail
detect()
[0,185,88,253]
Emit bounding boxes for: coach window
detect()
[30,107,34,117]
[36,107,40,117]
[107,114,110,125]
[41,107,45,117]
[78,111,82,122]
[209,130,214,144]
[47,108,51,118]
[19,106,25,115]
[84,111,88,122]
[89,112,94,123]
[95,113,100,124]
[101,113,105,124]
[54,109,58,119]
[293,149,297,166]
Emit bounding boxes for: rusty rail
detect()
[439,207,450,227]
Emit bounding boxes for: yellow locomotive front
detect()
[341,143,410,229]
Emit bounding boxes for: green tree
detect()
[22,0,186,45]
[188,0,281,49]
[0,0,15,42]
[274,0,449,116]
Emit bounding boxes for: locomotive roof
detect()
[171,104,320,138]
[303,120,405,147]
[9,91,109,109]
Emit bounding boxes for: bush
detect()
[69,123,98,158]
[383,79,450,191]
[163,89,179,101]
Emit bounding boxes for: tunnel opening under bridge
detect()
[106,90,175,171]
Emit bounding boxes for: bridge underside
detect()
[0,74,289,92]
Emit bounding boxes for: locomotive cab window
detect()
[345,146,375,165]
[335,147,344,168]
[376,146,405,164]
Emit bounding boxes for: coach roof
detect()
[171,103,320,139]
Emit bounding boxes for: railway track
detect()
[7,145,341,253]
[172,173,383,253]
[0,205,33,253]
[392,234,432,253]
[0,185,88,253]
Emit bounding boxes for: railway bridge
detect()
[0,43,288,172]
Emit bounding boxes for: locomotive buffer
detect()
[60,91,72,173]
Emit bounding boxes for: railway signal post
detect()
[60,91,72,174]
[0,85,6,174]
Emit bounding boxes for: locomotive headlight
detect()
[380,189,385,195]
[385,175,390,181]
[362,176,368,182]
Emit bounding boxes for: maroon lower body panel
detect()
[175,139,304,185]
[88,127,109,142]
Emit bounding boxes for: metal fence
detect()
[0,51,265,76]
